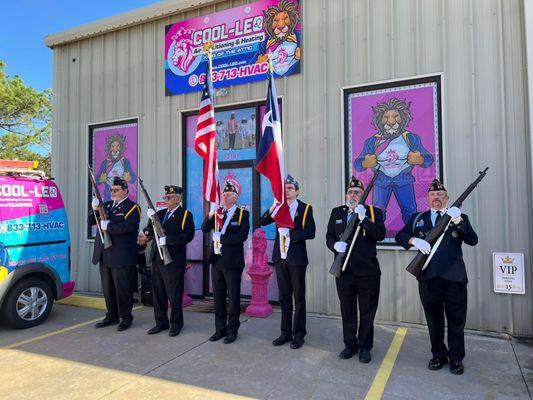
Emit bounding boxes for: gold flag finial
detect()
[267,52,274,74]
[203,41,214,53]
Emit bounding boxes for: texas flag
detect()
[255,71,294,229]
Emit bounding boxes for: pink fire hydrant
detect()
[245,228,273,318]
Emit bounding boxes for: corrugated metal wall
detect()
[51,0,532,336]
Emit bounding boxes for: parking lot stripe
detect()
[1,306,144,350]
[364,327,407,400]
[57,294,108,310]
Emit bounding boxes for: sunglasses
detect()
[110,188,124,193]
[163,195,179,200]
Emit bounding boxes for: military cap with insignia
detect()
[222,180,238,194]
[112,176,128,190]
[285,174,299,190]
[428,179,446,192]
[164,185,183,195]
[347,175,364,191]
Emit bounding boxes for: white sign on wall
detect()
[493,252,525,295]
[155,201,166,211]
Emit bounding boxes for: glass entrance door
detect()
[183,100,282,300]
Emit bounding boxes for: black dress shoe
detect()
[209,331,227,341]
[290,338,305,349]
[169,326,182,337]
[428,357,448,371]
[94,319,119,328]
[223,333,238,344]
[358,349,372,363]
[117,320,132,331]
[339,346,358,360]
[272,335,293,346]
[450,361,464,375]
[147,325,168,335]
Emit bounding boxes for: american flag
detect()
[194,58,220,204]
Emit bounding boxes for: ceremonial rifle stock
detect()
[138,177,173,266]
[88,164,112,249]
[329,168,380,278]
[405,167,489,278]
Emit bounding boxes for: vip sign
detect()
[493,252,525,294]
[155,201,166,212]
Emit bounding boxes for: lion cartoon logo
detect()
[256,0,301,76]
[354,98,434,223]
[171,27,196,73]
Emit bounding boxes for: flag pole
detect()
[203,41,221,250]
[267,53,287,256]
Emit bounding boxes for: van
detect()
[0,160,75,329]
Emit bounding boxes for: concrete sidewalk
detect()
[0,303,531,400]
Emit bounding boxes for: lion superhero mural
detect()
[354,98,433,223]
[96,134,137,201]
[256,0,301,76]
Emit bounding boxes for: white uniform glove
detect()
[213,232,221,242]
[411,238,431,254]
[446,206,462,225]
[100,220,109,231]
[355,204,366,221]
[209,202,219,216]
[278,227,290,237]
[91,197,99,210]
[147,208,156,219]
[158,236,166,246]
[334,241,347,253]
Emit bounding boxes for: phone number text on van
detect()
[0,221,65,233]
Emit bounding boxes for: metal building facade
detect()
[46,0,532,336]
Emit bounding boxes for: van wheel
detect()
[2,278,54,329]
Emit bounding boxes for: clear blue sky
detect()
[0,0,161,92]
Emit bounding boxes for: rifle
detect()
[88,164,112,249]
[329,168,380,278]
[138,177,173,266]
[406,167,489,278]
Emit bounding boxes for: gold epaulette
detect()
[181,210,189,230]
[125,204,140,219]
[302,204,311,229]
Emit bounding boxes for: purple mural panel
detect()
[88,120,139,239]
[345,76,443,243]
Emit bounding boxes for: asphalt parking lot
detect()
[0,301,531,400]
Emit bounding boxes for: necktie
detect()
[347,211,355,223]
[434,211,442,226]
[162,210,171,224]
[111,202,118,213]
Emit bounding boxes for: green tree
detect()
[0,60,52,175]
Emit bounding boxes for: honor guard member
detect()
[260,175,316,350]
[201,181,250,344]
[140,185,194,337]
[395,179,478,375]
[89,176,141,331]
[326,177,385,363]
